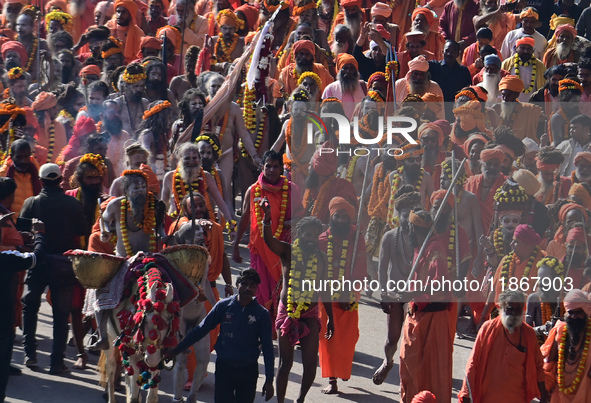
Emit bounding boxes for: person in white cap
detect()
[520,137,540,174]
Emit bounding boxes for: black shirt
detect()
[428,60,472,120]
[353,44,386,81]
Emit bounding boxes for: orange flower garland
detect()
[367,164,392,220]
[557,320,591,395]
[385,167,424,227]
[24,37,38,73]
[143,101,171,120]
[120,192,157,257]
[7,67,23,80]
[304,175,336,217]
[254,176,288,238]
[214,33,239,63]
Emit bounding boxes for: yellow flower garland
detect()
[557,320,591,395]
[253,176,288,238]
[122,70,147,85]
[499,246,540,286]
[215,33,239,64]
[58,109,74,126]
[45,10,73,33]
[327,234,358,309]
[80,153,107,175]
[514,53,537,94]
[288,239,318,319]
[194,135,221,159]
[120,194,157,257]
[24,37,38,73]
[385,167,424,228]
[345,155,360,182]
[7,67,23,80]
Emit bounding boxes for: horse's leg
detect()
[126,371,142,403]
[186,335,210,403]
[105,347,117,403]
[173,347,189,401]
[146,381,159,403]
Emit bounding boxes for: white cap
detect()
[522,137,539,155]
[370,40,379,50]
[39,163,62,180]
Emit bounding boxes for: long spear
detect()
[178,0,187,74]
[452,153,460,279]
[350,149,372,277]
[36,5,42,85]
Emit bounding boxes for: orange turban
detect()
[368,71,387,87]
[140,163,160,195]
[235,4,259,29]
[114,0,138,22]
[462,133,488,156]
[329,196,356,220]
[430,189,454,209]
[32,92,58,112]
[574,151,591,166]
[555,24,577,40]
[568,184,591,210]
[515,36,535,48]
[336,53,358,72]
[566,227,587,244]
[371,2,392,18]
[471,85,488,102]
[156,26,181,53]
[558,201,588,223]
[216,9,244,30]
[411,391,437,403]
[140,36,162,50]
[45,0,67,12]
[408,55,429,73]
[499,75,524,93]
[292,40,315,57]
[341,0,362,7]
[480,148,505,163]
[559,78,583,93]
[563,289,591,316]
[418,122,444,146]
[1,41,27,66]
[79,64,102,78]
[411,8,434,26]
[311,141,337,176]
[496,144,515,160]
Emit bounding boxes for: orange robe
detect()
[304,177,359,224]
[396,49,436,78]
[464,174,506,233]
[542,321,591,403]
[318,226,366,380]
[492,250,546,302]
[507,102,543,142]
[399,236,452,403]
[278,63,334,97]
[488,13,517,51]
[458,316,545,403]
[399,31,445,60]
[543,48,578,69]
[106,20,145,64]
[35,120,68,163]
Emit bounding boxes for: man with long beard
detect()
[15,8,50,78]
[398,7,444,60]
[473,0,519,51]
[0,0,25,33]
[546,202,588,261]
[493,75,543,141]
[102,100,132,177]
[77,81,109,123]
[279,39,333,96]
[570,151,591,185]
[558,115,591,176]
[542,289,591,402]
[501,37,546,103]
[322,54,366,119]
[439,0,479,52]
[171,89,204,151]
[473,55,507,106]
[397,31,436,78]
[161,143,233,223]
[317,197,366,395]
[394,55,443,111]
[529,64,567,117]
[142,58,178,116]
[31,92,67,164]
[536,146,570,205]
[330,24,354,57]
[398,209,453,403]
[563,227,590,288]
[419,122,447,189]
[108,142,150,196]
[0,140,41,217]
[100,36,125,78]
[543,24,579,67]
[549,79,582,146]
[114,63,149,136]
[459,290,548,403]
[331,0,364,44]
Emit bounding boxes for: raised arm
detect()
[260,196,290,259]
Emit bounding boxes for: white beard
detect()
[344,13,361,41]
[179,164,201,183]
[500,101,516,121]
[501,310,524,334]
[556,42,573,61]
[69,1,86,17]
[481,73,500,107]
[331,41,348,58]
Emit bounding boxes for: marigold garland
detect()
[254,176,288,238]
[327,233,358,310]
[171,167,207,216]
[23,37,38,73]
[80,153,107,176]
[297,71,322,90]
[493,227,506,257]
[194,135,221,159]
[367,163,393,219]
[541,302,565,324]
[46,123,56,161]
[293,1,317,16]
[536,256,565,277]
[102,37,124,59]
[123,70,147,85]
[386,167,424,227]
[214,33,239,63]
[142,101,171,120]
[304,175,336,217]
[514,53,537,94]
[499,246,541,286]
[45,10,73,33]
[344,155,360,182]
[58,109,75,126]
[120,193,157,257]
[557,320,591,395]
[7,67,23,80]
[216,9,244,30]
[288,239,318,318]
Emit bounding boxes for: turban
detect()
[368,71,386,87]
[336,53,358,72]
[522,137,539,155]
[432,119,451,138]
[292,40,315,57]
[235,4,259,29]
[140,36,162,50]
[513,224,541,245]
[520,8,539,21]
[341,0,362,7]
[471,85,488,102]
[418,122,444,147]
[555,24,577,40]
[536,159,559,171]
[32,92,58,112]
[496,144,515,160]
[430,189,454,209]
[558,202,588,224]
[516,36,535,48]
[73,116,97,138]
[1,41,27,66]
[95,1,115,18]
[140,163,160,195]
[568,184,591,210]
[559,78,583,94]
[329,196,356,220]
[45,0,67,12]
[566,227,587,243]
[563,289,591,316]
[499,75,524,93]
[462,133,488,156]
[574,151,591,166]
[371,2,392,18]
[480,148,505,163]
[512,169,540,196]
[411,391,437,403]
[216,9,244,30]
[422,93,444,115]
[114,0,138,21]
[23,107,38,129]
[156,25,181,53]
[484,54,501,68]
[411,7,434,26]
[311,142,337,176]
[79,64,101,78]
[549,13,575,31]
[408,55,429,73]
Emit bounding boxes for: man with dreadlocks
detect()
[536,146,571,206]
[100,36,125,77]
[546,202,588,261]
[549,79,583,146]
[170,46,199,101]
[31,92,67,164]
[142,58,179,118]
[16,7,50,78]
[4,67,31,108]
[138,99,174,181]
[114,63,149,137]
[418,123,447,190]
[171,89,205,152]
[372,186,421,385]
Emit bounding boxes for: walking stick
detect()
[553,243,576,322]
[452,153,460,279]
[178,0,187,74]
[188,184,197,245]
[36,6,42,85]
[350,149,372,277]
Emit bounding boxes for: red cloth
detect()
[1,41,27,66]
[464,174,506,232]
[438,0,479,45]
[276,300,320,346]
[513,224,541,245]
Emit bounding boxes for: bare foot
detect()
[372,360,393,385]
[321,380,338,394]
[73,353,87,370]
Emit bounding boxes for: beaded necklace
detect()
[557,320,591,395]
[386,167,424,227]
[345,155,360,182]
[327,233,359,310]
[24,37,38,73]
[253,176,288,238]
[367,164,394,219]
[46,123,56,162]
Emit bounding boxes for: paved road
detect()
[6,241,476,403]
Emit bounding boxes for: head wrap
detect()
[574,151,591,166]
[216,9,244,30]
[263,0,288,12]
[563,289,591,316]
[471,85,488,102]
[568,184,591,210]
[45,10,73,33]
[235,4,258,29]
[462,133,488,156]
[79,64,101,78]
[566,227,587,244]
[292,39,315,57]
[549,13,575,31]
[499,75,524,93]
[430,189,454,209]
[114,0,138,21]
[368,71,386,88]
[395,191,421,210]
[520,8,539,21]
[74,116,97,138]
[418,122,444,147]
[411,7,434,26]
[409,210,431,228]
[32,92,58,112]
[45,0,67,12]
[408,55,429,73]
[341,0,362,7]
[512,169,540,196]
[370,40,379,50]
[496,144,515,161]
[522,137,539,155]
[514,224,541,245]
[484,54,501,68]
[140,163,160,195]
[411,391,437,403]
[156,25,181,53]
[422,93,444,115]
[95,1,115,18]
[516,36,535,48]
[555,24,577,41]
[371,2,391,18]
[336,53,358,72]
[329,196,355,220]
[140,36,162,51]
[432,119,451,138]
[311,142,337,176]
[558,202,588,224]
[396,141,424,161]
[559,78,583,94]
[480,148,505,163]
[113,0,142,62]
[1,41,27,66]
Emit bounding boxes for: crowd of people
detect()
[0,0,590,401]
